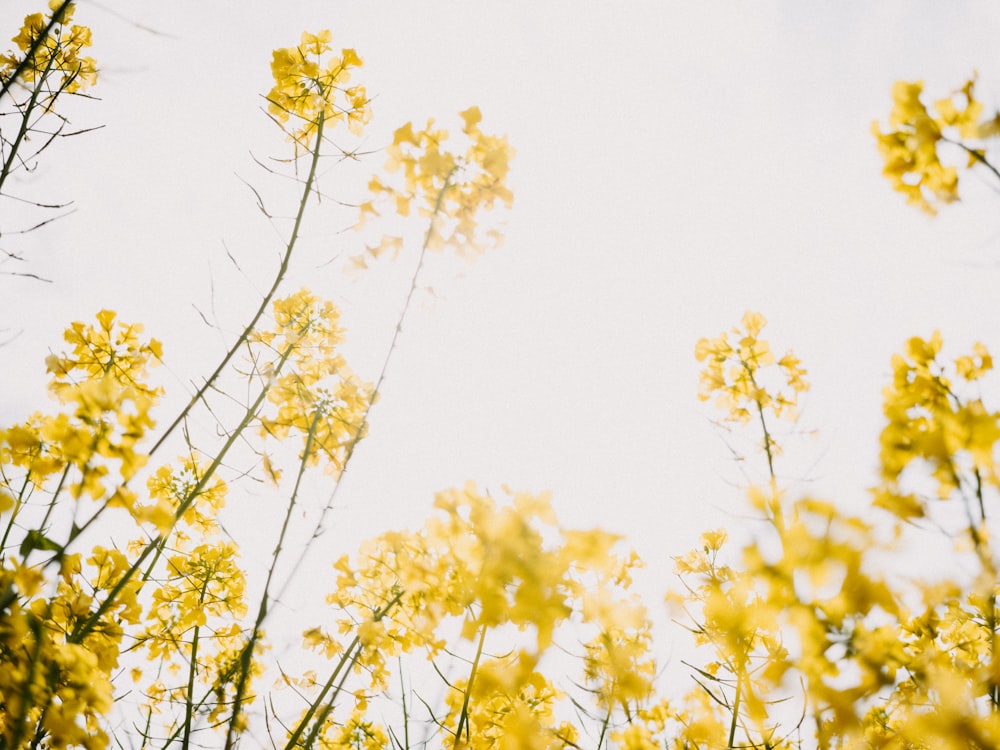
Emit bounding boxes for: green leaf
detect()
[19,528,64,559]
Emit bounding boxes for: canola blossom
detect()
[1,0,97,97]
[355,106,515,266]
[872,76,1000,214]
[266,30,370,155]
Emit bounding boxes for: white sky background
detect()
[6,0,1000,660]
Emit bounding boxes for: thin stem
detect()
[453,622,488,749]
[283,589,404,750]
[0,56,54,194]
[149,111,328,459]
[968,467,1000,712]
[398,659,410,750]
[754,401,775,483]
[156,672,242,749]
[595,706,612,750]
[7,617,46,750]
[275,167,458,604]
[943,136,1000,189]
[728,666,744,750]
[0,474,33,552]
[182,621,202,750]
[223,409,325,750]
[741,362,777,485]
[974,466,987,527]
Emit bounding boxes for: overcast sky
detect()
[6,1,1000,621]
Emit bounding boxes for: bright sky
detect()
[6,1,1000,636]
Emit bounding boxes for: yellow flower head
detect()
[266,29,370,154]
[875,332,1000,517]
[253,289,373,473]
[2,1,98,97]
[873,75,999,214]
[355,108,515,265]
[695,311,808,425]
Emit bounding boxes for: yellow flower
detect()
[935,77,985,139]
[4,1,98,96]
[254,289,373,473]
[265,30,370,153]
[875,331,1000,515]
[873,75,1000,214]
[354,109,515,265]
[695,311,808,438]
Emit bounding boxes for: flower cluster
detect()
[252,289,373,474]
[695,311,808,425]
[671,493,905,747]
[290,484,655,749]
[138,541,251,724]
[355,106,515,265]
[2,310,160,512]
[678,314,1000,749]
[139,458,228,540]
[1,0,97,97]
[695,311,808,477]
[873,332,1000,521]
[266,30,370,154]
[45,308,163,400]
[0,301,263,749]
[0,558,116,750]
[0,311,165,750]
[872,77,1000,214]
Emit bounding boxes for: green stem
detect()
[137,701,155,750]
[943,136,1000,189]
[0,48,57,194]
[156,673,240,749]
[223,409,324,750]
[8,616,46,750]
[398,658,410,750]
[182,622,202,750]
[284,589,404,750]
[0,474,33,552]
[737,360,777,487]
[728,666,743,750]
[334,165,458,474]
[453,622,488,748]
[595,706,612,750]
[275,167,458,603]
[149,111,327,459]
